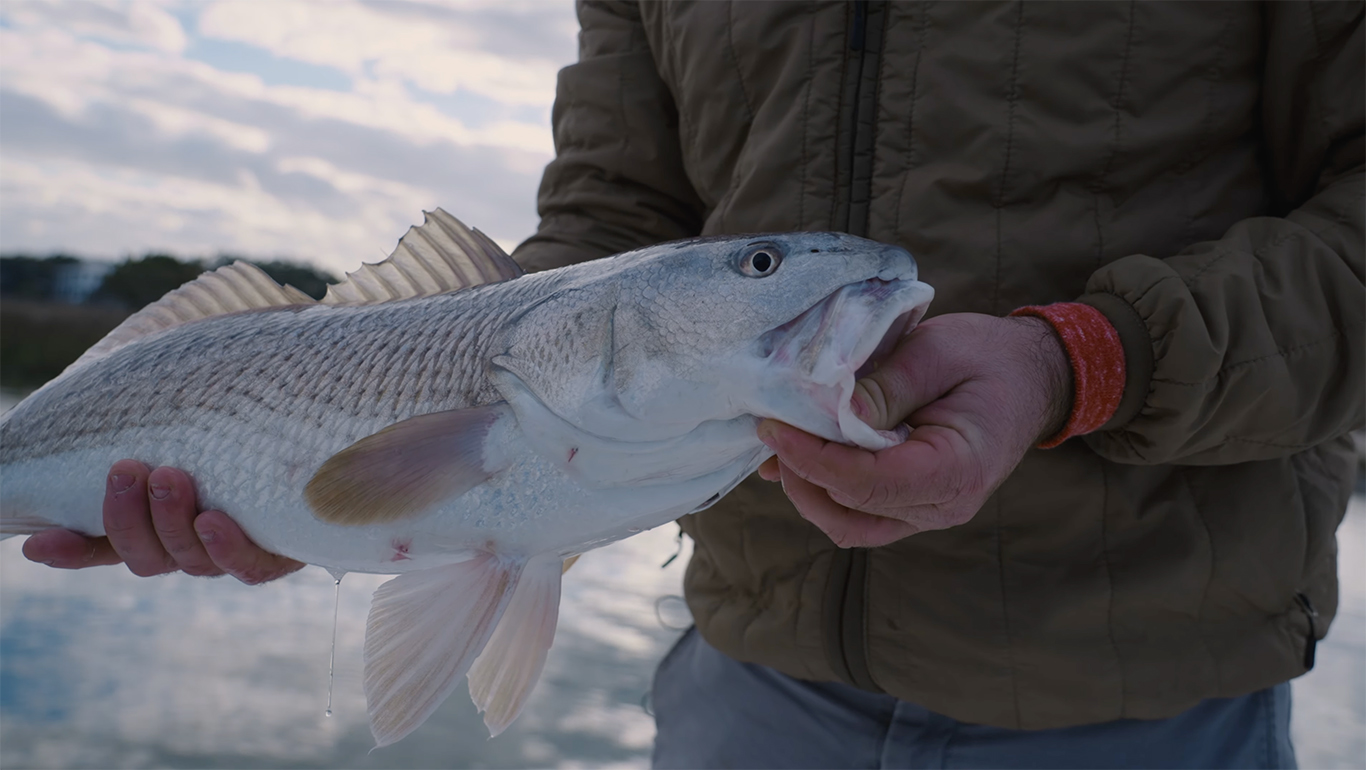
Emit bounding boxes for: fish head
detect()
[600,231,934,450]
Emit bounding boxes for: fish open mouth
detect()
[853,291,919,380]
[758,276,934,451]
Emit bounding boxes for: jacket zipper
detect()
[1294,592,1319,670]
[824,0,887,695]
[834,0,885,236]
[851,0,868,51]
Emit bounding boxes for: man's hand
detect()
[757,313,1072,548]
[21,460,304,585]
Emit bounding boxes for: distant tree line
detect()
[1,253,336,389]
[1,253,336,308]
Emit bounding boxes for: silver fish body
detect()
[0,212,934,745]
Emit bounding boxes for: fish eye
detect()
[739,243,783,277]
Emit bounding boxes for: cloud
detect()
[4,0,188,54]
[197,0,573,107]
[0,22,557,155]
[0,1,576,270]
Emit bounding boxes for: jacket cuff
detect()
[1077,291,1154,432]
[1009,302,1127,448]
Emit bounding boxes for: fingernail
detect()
[850,381,872,420]
[109,473,134,493]
[149,483,171,500]
[850,397,868,420]
[197,526,217,544]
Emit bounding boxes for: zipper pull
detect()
[1294,593,1319,670]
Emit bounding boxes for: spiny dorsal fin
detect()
[322,208,523,306]
[73,261,315,368]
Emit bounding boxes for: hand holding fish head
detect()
[758,312,1073,548]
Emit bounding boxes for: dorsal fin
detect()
[72,261,314,368]
[322,208,523,306]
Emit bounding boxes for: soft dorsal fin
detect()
[322,208,523,306]
[72,261,315,368]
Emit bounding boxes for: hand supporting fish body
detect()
[0,210,933,746]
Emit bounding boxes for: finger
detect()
[760,419,966,512]
[850,320,962,431]
[195,511,305,585]
[147,467,223,577]
[103,459,177,577]
[757,420,883,500]
[777,461,920,548]
[22,529,123,569]
[757,456,780,481]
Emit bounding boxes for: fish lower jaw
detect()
[853,306,915,380]
[809,279,934,450]
[845,280,934,378]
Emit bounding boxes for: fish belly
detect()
[0,418,760,576]
[1,417,408,573]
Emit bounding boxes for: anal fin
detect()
[364,553,522,747]
[467,556,563,735]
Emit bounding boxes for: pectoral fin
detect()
[467,557,563,735]
[364,554,522,747]
[305,404,510,526]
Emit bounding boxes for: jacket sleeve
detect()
[1078,2,1365,466]
[511,0,705,273]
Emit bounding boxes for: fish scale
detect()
[1,209,934,748]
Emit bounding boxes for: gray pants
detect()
[652,628,1296,769]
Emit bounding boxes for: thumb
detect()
[850,330,955,431]
[851,377,906,432]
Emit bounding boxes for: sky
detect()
[0,0,580,277]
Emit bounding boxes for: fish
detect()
[0,209,934,746]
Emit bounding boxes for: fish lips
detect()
[756,276,935,451]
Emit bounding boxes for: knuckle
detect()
[231,559,278,586]
[155,526,192,551]
[945,506,975,527]
[828,529,856,549]
[162,538,198,557]
[921,502,974,531]
[104,516,142,535]
[849,482,890,511]
[828,494,854,511]
[233,567,265,587]
[234,569,268,586]
[126,561,168,578]
[864,483,892,509]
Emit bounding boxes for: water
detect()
[1,388,1362,767]
[0,524,698,768]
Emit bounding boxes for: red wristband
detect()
[1009,302,1126,448]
